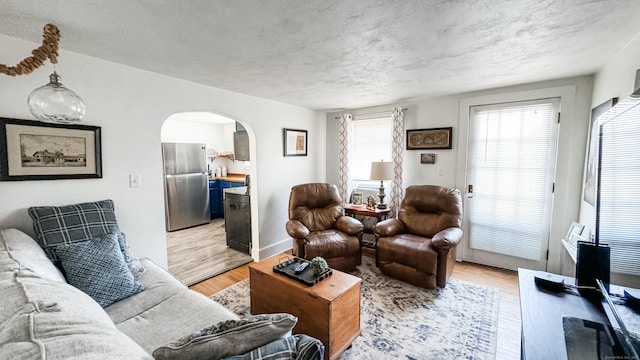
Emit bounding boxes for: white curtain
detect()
[389,107,404,216]
[338,113,353,202]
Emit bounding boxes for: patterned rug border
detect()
[212,257,500,360]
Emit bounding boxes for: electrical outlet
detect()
[129,174,141,188]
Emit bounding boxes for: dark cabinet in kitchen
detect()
[209,181,221,219]
[224,189,251,254]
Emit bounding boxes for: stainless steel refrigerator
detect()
[162,142,210,231]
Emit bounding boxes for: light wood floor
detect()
[166,219,253,286]
[190,250,522,360]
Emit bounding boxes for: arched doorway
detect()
[160,111,257,285]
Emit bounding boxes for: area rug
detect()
[211,256,499,360]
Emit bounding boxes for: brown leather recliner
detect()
[375,185,463,288]
[286,183,364,272]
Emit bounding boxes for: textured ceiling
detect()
[1,0,640,111]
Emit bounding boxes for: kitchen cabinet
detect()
[210,180,244,219]
[209,181,221,219]
[233,131,250,161]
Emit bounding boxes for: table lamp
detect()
[370,160,393,209]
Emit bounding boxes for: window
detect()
[350,117,392,183]
[598,98,640,276]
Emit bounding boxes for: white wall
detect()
[578,32,640,287]
[160,118,248,175]
[160,118,227,149]
[327,76,594,273]
[0,34,324,268]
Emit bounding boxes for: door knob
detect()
[467,184,473,198]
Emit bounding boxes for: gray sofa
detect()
[0,228,323,359]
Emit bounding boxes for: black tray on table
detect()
[272,257,332,286]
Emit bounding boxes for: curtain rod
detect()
[333,107,408,119]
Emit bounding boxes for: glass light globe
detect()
[27,71,86,123]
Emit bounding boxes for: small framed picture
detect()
[366,195,377,210]
[565,222,585,241]
[420,153,436,164]
[351,192,363,205]
[283,128,307,157]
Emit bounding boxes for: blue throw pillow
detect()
[55,233,144,308]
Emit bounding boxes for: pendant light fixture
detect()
[27,70,86,123]
[0,23,86,123]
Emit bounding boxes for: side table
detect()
[343,203,391,248]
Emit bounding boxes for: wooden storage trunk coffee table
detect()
[249,256,361,360]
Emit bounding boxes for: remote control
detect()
[294,262,309,274]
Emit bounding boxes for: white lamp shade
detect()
[370,161,394,180]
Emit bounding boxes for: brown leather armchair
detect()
[374,185,463,288]
[286,183,364,272]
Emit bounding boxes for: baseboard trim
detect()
[258,237,293,260]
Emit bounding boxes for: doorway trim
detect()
[160,111,259,263]
[456,85,578,273]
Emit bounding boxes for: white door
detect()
[461,98,560,271]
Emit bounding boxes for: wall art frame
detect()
[283,128,308,157]
[565,221,585,242]
[406,127,452,150]
[0,117,102,181]
[351,192,363,205]
[420,153,436,164]
[583,98,617,206]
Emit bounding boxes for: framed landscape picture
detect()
[406,127,452,150]
[0,118,102,181]
[283,128,308,156]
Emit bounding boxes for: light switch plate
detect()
[129,174,141,187]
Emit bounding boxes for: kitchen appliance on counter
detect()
[224,186,251,254]
[162,142,210,232]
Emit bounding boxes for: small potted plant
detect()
[310,256,328,275]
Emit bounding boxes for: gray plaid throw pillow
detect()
[28,199,145,279]
[153,314,298,360]
[29,199,120,261]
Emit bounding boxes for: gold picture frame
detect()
[406,127,452,150]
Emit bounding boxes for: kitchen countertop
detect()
[223,186,249,196]
[209,173,246,183]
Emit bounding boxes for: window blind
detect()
[350,117,392,181]
[468,99,558,261]
[598,99,640,276]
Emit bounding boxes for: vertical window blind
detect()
[468,100,558,261]
[599,99,640,276]
[350,117,392,181]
